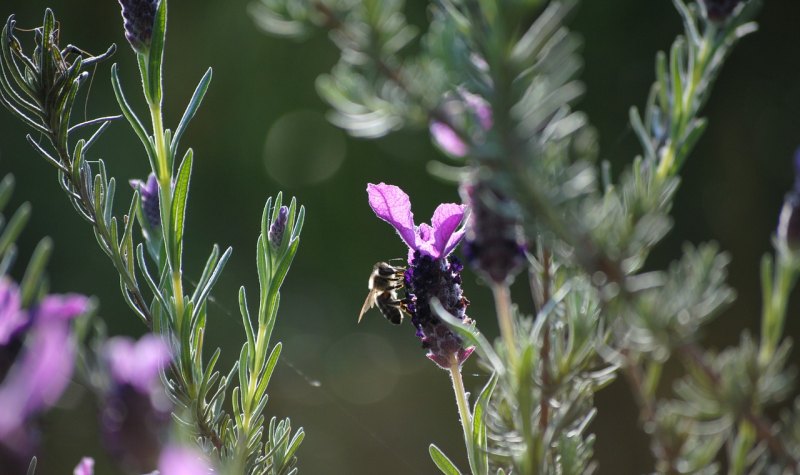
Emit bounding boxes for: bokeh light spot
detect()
[263,110,346,187]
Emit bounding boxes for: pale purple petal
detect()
[429,122,468,157]
[0,323,74,436]
[0,279,26,345]
[367,183,418,249]
[34,294,90,323]
[430,203,466,257]
[416,223,438,258]
[106,334,171,393]
[73,457,94,475]
[442,228,466,258]
[159,445,214,475]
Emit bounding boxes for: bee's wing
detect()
[358,290,377,323]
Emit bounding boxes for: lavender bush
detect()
[0,0,798,473]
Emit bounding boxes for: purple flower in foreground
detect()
[159,445,214,475]
[777,149,800,251]
[102,334,172,472]
[118,0,160,52]
[74,457,94,475]
[130,173,161,228]
[460,178,526,285]
[367,183,474,369]
[430,89,492,157]
[0,281,89,474]
[699,0,743,22]
[268,205,289,249]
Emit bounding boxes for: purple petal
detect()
[0,323,74,436]
[73,457,94,475]
[430,203,466,257]
[106,334,171,393]
[0,279,26,345]
[367,183,418,250]
[429,122,468,157]
[34,294,90,323]
[416,223,438,258]
[159,445,213,475]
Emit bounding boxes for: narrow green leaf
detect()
[429,444,462,475]
[20,238,52,306]
[147,0,168,105]
[171,148,193,263]
[111,64,156,165]
[0,201,30,256]
[472,374,497,475]
[171,68,212,158]
[190,246,232,323]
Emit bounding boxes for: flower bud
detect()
[699,0,743,22]
[268,205,289,249]
[130,173,161,228]
[118,0,160,53]
[430,89,492,157]
[777,149,800,251]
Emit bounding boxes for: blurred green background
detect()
[1,0,799,473]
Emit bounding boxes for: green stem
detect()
[759,252,798,366]
[449,354,474,472]
[492,283,518,366]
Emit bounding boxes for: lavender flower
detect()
[367,183,474,369]
[777,149,800,251]
[0,280,89,474]
[268,205,289,249]
[102,334,172,472]
[118,0,160,52]
[429,89,492,157]
[130,173,161,228]
[159,445,214,475]
[699,0,743,22]
[73,457,94,475]
[460,177,526,285]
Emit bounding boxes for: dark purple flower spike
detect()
[269,205,290,249]
[367,183,474,369]
[118,0,160,52]
[460,178,526,285]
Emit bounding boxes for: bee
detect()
[358,261,407,325]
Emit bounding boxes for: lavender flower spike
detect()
[367,183,474,369]
[118,0,160,53]
[699,0,743,22]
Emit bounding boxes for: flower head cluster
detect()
[0,279,89,473]
[699,0,743,22]
[101,334,172,472]
[460,177,526,285]
[130,173,161,228]
[118,0,160,52]
[367,183,474,369]
[430,89,492,157]
[777,149,800,251]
